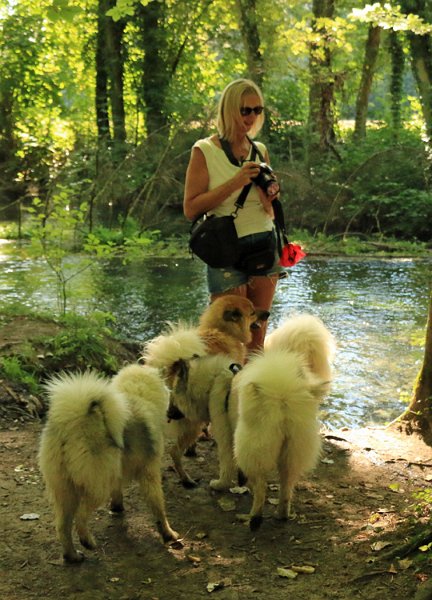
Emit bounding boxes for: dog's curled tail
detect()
[265,313,335,382]
[40,371,131,505]
[43,371,130,451]
[142,322,207,370]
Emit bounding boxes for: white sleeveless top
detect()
[193,137,274,238]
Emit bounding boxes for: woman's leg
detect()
[246,274,279,351]
[210,283,247,302]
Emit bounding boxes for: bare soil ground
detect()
[1,414,432,600]
[1,315,432,599]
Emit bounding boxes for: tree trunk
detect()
[105,0,127,156]
[354,24,381,140]
[402,290,432,444]
[307,0,339,159]
[400,0,432,141]
[389,30,405,140]
[137,0,170,136]
[95,0,112,143]
[236,0,264,89]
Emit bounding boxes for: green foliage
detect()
[45,312,120,373]
[321,127,429,238]
[0,356,39,394]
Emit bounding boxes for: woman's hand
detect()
[233,161,261,188]
[256,185,278,217]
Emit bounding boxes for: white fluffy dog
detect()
[142,324,211,487]
[234,348,325,531]
[166,354,240,491]
[38,364,178,563]
[264,313,336,384]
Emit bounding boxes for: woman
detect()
[184,78,285,351]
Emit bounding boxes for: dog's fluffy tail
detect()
[39,371,130,502]
[234,349,323,478]
[142,322,208,370]
[264,313,335,382]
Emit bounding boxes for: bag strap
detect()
[219,136,259,213]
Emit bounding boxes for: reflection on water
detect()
[0,246,430,430]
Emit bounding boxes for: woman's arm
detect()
[183,147,261,221]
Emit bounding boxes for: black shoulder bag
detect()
[188,142,257,268]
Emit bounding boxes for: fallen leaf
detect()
[388,483,404,493]
[371,541,392,552]
[229,486,249,495]
[268,498,279,505]
[207,581,224,592]
[196,532,208,540]
[277,567,298,579]
[218,497,236,512]
[291,565,316,574]
[187,554,201,564]
[20,513,40,521]
[398,559,413,570]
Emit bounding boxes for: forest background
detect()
[1,0,432,247]
[0,0,432,439]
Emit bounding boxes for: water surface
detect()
[0,243,430,429]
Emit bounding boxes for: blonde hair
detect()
[216,78,265,143]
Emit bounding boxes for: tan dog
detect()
[38,365,178,563]
[198,295,270,364]
[143,297,269,487]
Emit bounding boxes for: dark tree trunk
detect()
[137,0,170,136]
[400,0,432,140]
[354,24,381,140]
[307,0,339,158]
[95,0,111,143]
[105,0,127,155]
[236,0,264,89]
[389,31,405,140]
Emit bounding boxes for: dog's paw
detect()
[181,476,199,488]
[79,534,97,550]
[275,508,296,521]
[63,550,86,564]
[209,478,231,491]
[157,522,180,543]
[249,515,263,531]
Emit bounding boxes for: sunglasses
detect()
[240,106,264,116]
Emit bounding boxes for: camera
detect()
[252,163,280,196]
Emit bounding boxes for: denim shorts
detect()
[206,231,286,294]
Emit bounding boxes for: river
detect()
[0,242,430,430]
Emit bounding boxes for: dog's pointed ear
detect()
[223,308,242,323]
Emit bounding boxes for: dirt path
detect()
[1,416,431,600]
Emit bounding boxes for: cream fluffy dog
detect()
[38,364,178,563]
[143,296,268,487]
[264,313,336,383]
[142,324,209,487]
[234,348,325,531]
[166,353,240,491]
[164,313,334,495]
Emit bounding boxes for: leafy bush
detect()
[45,312,120,373]
[0,356,39,394]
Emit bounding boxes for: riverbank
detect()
[1,413,432,599]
